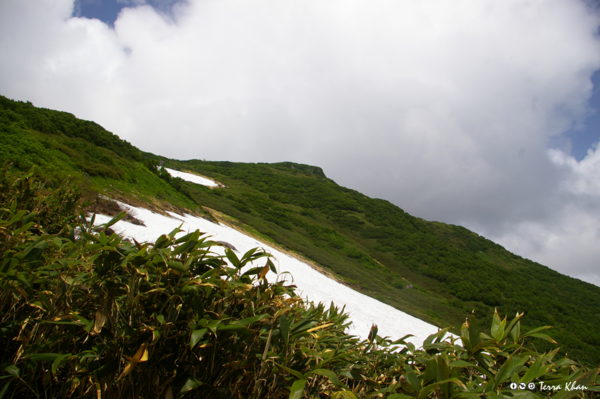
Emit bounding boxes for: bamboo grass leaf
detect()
[289,379,307,399]
[190,328,208,349]
[179,377,203,394]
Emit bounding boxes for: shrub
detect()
[0,170,597,398]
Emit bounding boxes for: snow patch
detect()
[165,167,219,187]
[94,202,443,347]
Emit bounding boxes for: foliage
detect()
[166,160,600,367]
[1,170,598,398]
[0,95,198,211]
[2,95,600,367]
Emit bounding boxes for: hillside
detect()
[1,95,600,366]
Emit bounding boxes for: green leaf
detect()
[51,353,71,375]
[406,371,421,392]
[526,333,557,344]
[449,360,476,368]
[494,356,527,387]
[491,310,506,342]
[333,391,359,399]
[289,379,306,399]
[172,239,197,256]
[3,365,19,378]
[225,249,241,268]
[0,381,10,399]
[154,234,171,249]
[280,314,290,346]
[275,363,304,380]
[26,353,61,362]
[217,324,250,333]
[268,258,277,273]
[23,240,48,263]
[190,328,208,350]
[520,356,543,384]
[511,320,521,343]
[179,377,203,394]
[306,369,339,386]
[417,378,467,399]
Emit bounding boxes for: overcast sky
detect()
[1,0,600,287]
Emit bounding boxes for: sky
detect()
[1,0,600,287]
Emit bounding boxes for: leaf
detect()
[179,377,203,394]
[23,240,48,263]
[51,353,71,375]
[333,391,359,399]
[511,319,521,343]
[225,248,240,268]
[289,379,306,399]
[449,360,476,368]
[3,365,19,378]
[154,235,171,249]
[93,309,109,334]
[367,324,378,342]
[190,328,208,350]
[417,378,467,399]
[275,363,304,380]
[217,324,250,333]
[258,263,270,280]
[520,356,543,384]
[26,353,61,362]
[280,314,290,345]
[152,330,161,344]
[268,258,277,273]
[526,333,557,344]
[0,382,9,399]
[388,395,413,399]
[406,371,421,392]
[307,322,334,333]
[494,356,527,387]
[119,343,149,379]
[307,369,339,386]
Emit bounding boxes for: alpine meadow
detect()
[1,96,599,397]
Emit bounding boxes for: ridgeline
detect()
[1,94,599,368]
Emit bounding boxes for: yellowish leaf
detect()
[307,323,334,333]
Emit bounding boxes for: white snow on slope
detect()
[94,167,443,346]
[165,168,219,187]
[95,202,442,347]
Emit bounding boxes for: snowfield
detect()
[93,169,443,346]
[165,167,219,187]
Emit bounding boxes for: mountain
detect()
[1,94,599,366]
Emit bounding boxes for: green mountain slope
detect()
[2,95,599,366]
[0,95,198,212]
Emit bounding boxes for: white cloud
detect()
[1,0,599,285]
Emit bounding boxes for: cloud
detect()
[0,0,599,285]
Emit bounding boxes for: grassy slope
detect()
[0,95,198,212]
[164,159,600,366]
[1,95,599,366]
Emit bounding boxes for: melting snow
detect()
[94,168,443,346]
[165,167,219,187]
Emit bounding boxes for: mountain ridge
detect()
[1,94,599,366]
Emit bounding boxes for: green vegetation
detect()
[163,160,600,367]
[0,95,198,212]
[1,168,598,398]
[1,94,599,369]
